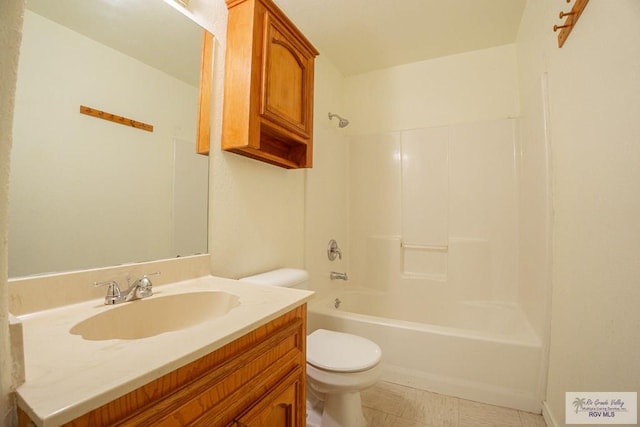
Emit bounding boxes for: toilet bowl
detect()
[306,328,382,427]
[239,269,383,427]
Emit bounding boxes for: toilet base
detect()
[306,391,366,427]
[306,399,322,427]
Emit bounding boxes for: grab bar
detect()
[401,242,448,251]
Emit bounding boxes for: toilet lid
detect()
[307,329,382,372]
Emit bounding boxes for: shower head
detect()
[328,112,349,128]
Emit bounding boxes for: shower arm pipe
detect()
[328,112,349,128]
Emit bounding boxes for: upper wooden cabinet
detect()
[223,0,319,169]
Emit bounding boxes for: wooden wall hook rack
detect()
[559,10,576,19]
[79,105,154,132]
[554,0,589,48]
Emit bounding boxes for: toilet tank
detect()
[239,268,309,288]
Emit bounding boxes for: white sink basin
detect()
[70,291,240,340]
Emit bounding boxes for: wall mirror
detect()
[9,0,212,278]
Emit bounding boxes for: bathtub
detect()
[307,289,544,413]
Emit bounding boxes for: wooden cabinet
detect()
[222,0,319,169]
[19,305,307,427]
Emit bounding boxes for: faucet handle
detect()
[132,272,160,298]
[94,280,121,305]
[327,239,342,261]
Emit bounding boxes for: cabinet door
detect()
[233,369,303,427]
[260,12,314,140]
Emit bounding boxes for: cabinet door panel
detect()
[233,368,303,427]
[267,39,303,123]
[261,13,313,139]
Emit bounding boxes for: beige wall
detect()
[198,0,307,279]
[518,1,640,425]
[304,54,349,290]
[1,1,24,424]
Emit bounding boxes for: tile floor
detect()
[361,382,547,427]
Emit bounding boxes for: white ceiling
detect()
[25,0,526,81]
[273,0,527,76]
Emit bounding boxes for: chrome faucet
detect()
[330,271,348,281]
[94,272,160,305]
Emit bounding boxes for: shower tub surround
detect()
[316,118,548,413]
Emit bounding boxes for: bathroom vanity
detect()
[14,276,313,427]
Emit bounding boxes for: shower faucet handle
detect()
[327,239,342,261]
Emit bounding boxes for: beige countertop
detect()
[15,275,314,427]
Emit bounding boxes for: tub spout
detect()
[330,271,348,281]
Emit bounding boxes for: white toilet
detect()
[239,268,382,427]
